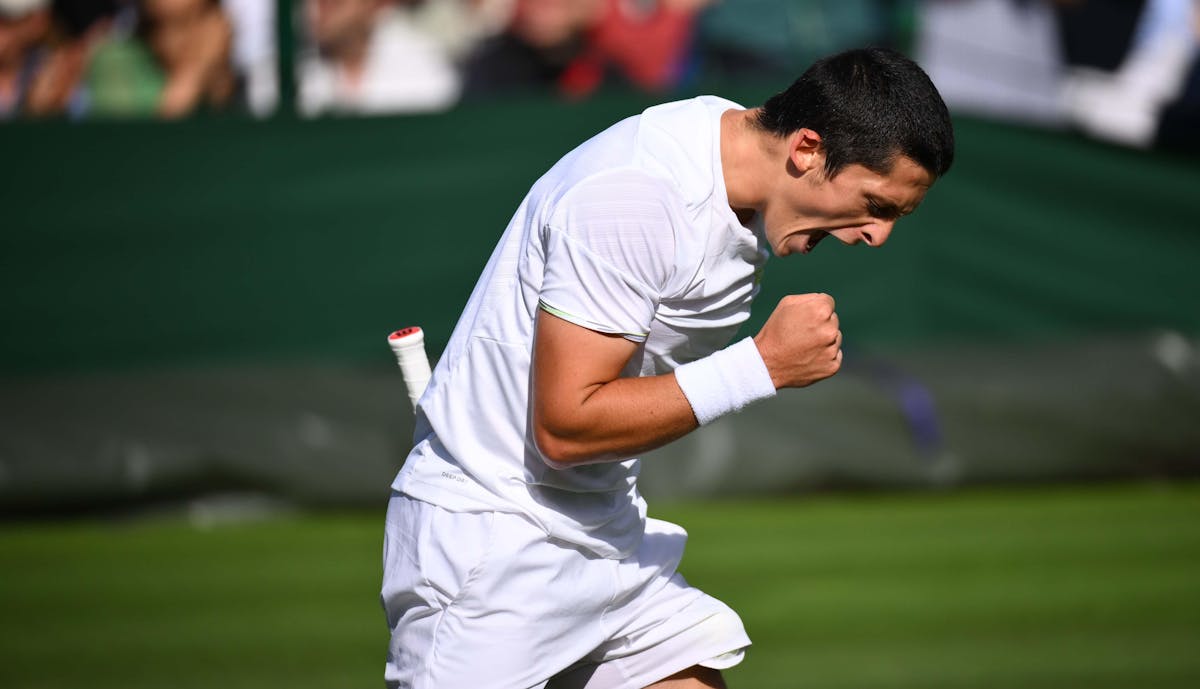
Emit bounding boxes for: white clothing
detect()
[1061,0,1199,147]
[392,96,770,560]
[382,492,749,689]
[385,96,765,686]
[916,0,1067,125]
[298,9,460,116]
[221,0,278,117]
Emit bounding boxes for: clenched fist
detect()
[753,293,843,389]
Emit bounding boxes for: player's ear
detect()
[788,128,824,175]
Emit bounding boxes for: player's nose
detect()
[861,221,895,247]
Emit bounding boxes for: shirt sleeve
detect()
[538,172,679,342]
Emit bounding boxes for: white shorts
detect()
[381,492,751,689]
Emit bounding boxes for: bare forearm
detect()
[534,371,698,466]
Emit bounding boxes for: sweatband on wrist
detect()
[673,337,777,426]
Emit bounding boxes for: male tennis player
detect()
[382,47,955,688]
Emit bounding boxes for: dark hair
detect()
[754,47,955,179]
[53,0,120,38]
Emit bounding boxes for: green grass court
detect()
[2,482,1198,688]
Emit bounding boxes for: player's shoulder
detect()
[639,95,742,120]
[542,166,682,292]
[635,95,743,209]
[548,166,684,231]
[564,166,680,202]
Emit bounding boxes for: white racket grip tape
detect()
[388,327,432,410]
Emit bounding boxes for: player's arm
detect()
[532,309,698,466]
[532,293,843,467]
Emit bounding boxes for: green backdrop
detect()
[3,92,1198,376]
[3,94,1198,511]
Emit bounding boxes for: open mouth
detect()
[801,231,829,255]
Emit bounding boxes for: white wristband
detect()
[673,337,777,426]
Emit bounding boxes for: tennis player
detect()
[382,47,955,688]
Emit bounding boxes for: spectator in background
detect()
[917,0,1199,152]
[1062,0,1199,148]
[82,0,237,118]
[298,0,460,116]
[581,0,709,93]
[10,0,123,118]
[463,0,707,100]
[221,0,277,116]
[0,0,52,118]
[915,0,1066,126]
[141,0,237,117]
[463,0,602,98]
[406,0,511,64]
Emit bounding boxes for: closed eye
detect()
[867,198,901,221]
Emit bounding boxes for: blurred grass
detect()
[1,482,1197,689]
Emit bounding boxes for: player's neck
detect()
[720,108,774,219]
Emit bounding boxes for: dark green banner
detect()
[2,94,1198,376]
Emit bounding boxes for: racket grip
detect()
[388,327,432,410]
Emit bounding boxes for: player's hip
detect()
[380,493,748,688]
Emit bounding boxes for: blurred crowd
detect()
[918,0,1199,149]
[295,0,720,114]
[0,0,899,119]
[1,0,1196,150]
[0,0,729,119]
[0,0,276,118]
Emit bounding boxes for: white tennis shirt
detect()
[393,96,770,559]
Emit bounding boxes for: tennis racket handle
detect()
[388,327,432,410]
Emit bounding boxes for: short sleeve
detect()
[538,172,678,342]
